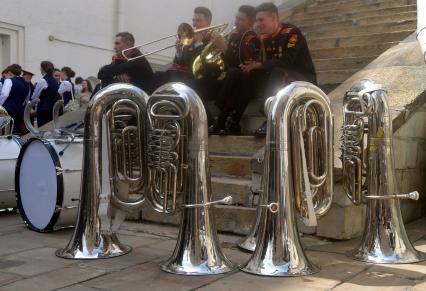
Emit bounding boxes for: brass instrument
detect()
[56,82,234,275]
[121,23,228,61]
[192,26,236,80]
[0,106,13,136]
[241,81,334,276]
[341,79,425,263]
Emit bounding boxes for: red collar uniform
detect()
[261,23,317,85]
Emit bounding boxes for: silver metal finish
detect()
[56,84,150,259]
[24,99,41,136]
[56,82,234,275]
[241,81,334,276]
[0,106,13,136]
[151,83,234,275]
[341,79,426,264]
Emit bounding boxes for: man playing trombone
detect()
[170,7,212,80]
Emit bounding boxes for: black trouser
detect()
[213,68,263,127]
[8,111,22,135]
[152,70,220,125]
[37,109,53,128]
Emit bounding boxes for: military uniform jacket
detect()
[98,48,154,92]
[261,23,317,84]
[173,37,210,71]
[224,30,260,68]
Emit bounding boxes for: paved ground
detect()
[0,212,426,291]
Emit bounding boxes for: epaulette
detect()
[244,34,258,46]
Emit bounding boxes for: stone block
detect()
[210,154,252,178]
[214,205,256,235]
[0,266,105,291]
[317,203,365,240]
[212,177,251,206]
[333,267,416,291]
[83,261,228,291]
[208,136,265,156]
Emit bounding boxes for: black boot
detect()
[222,111,241,136]
[208,113,227,135]
[254,121,267,137]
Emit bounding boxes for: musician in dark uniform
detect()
[30,61,60,127]
[0,64,30,135]
[171,7,212,81]
[241,2,317,136]
[151,6,213,91]
[208,5,260,135]
[98,32,154,93]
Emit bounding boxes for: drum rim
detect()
[0,134,24,146]
[15,137,64,233]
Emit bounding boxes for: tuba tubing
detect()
[241,81,334,276]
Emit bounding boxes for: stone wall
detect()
[316,33,426,239]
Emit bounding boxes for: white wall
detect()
[0,0,116,80]
[0,0,286,79]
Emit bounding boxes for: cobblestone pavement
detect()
[0,212,426,291]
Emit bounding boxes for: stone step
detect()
[210,154,252,178]
[208,135,265,156]
[306,0,414,13]
[314,56,376,71]
[295,6,416,27]
[240,116,266,135]
[308,30,413,50]
[311,42,397,59]
[300,11,416,32]
[139,203,256,235]
[317,69,358,86]
[212,176,252,206]
[291,2,416,21]
[305,21,416,40]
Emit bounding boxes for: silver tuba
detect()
[56,84,150,259]
[341,79,425,263]
[149,83,234,275]
[241,81,334,276]
[56,82,234,275]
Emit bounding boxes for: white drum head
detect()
[17,139,60,231]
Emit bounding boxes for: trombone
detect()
[121,23,228,61]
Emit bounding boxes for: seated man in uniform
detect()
[208,5,260,135]
[98,32,154,93]
[170,6,212,81]
[240,2,317,136]
[151,7,217,123]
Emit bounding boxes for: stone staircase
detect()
[236,0,417,134]
[140,0,419,236]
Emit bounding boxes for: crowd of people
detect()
[0,2,317,137]
[0,62,94,135]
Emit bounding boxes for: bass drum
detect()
[0,136,23,209]
[16,137,83,232]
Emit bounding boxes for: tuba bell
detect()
[240,81,334,276]
[341,79,426,263]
